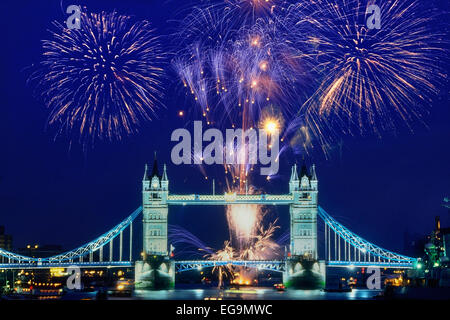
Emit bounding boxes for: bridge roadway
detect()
[0,261,133,269]
[0,260,414,270]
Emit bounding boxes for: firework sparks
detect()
[174,8,312,128]
[264,119,278,134]
[173,3,298,276]
[206,240,235,287]
[227,204,260,245]
[30,9,165,143]
[238,220,280,260]
[224,0,278,24]
[287,0,448,137]
[169,0,448,286]
[176,0,448,154]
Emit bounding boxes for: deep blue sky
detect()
[0,0,449,256]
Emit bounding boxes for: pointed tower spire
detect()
[143,163,149,181]
[289,163,299,193]
[300,158,308,178]
[161,163,169,191]
[151,152,160,178]
[162,164,168,181]
[311,164,317,180]
[292,163,298,181]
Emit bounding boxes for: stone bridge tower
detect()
[289,163,318,258]
[285,162,325,289]
[135,156,174,289]
[142,157,169,256]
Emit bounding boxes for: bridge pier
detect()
[283,257,326,289]
[135,255,175,290]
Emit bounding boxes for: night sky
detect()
[0,0,449,256]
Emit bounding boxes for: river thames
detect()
[130,288,381,300]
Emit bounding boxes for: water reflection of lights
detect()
[194,289,204,299]
[133,288,381,300]
[226,288,257,294]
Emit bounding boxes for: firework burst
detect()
[206,240,235,287]
[226,201,280,260]
[287,0,448,137]
[174,7,312,129]
[168,0,448,284]
[238,220,280,260]
[30,9,165,143]
[225,0,279,23]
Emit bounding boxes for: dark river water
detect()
[132,287,381,300]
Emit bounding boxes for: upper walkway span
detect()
[166,193,295,205]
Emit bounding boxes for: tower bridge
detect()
[0,157,417,289]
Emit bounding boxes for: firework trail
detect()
[238,220,280,260]
[226,204,260,246]
[168,225,235,286]
[177,0,448,153]
[225,0,279,23]
[224,207,281,285]
[176,0,280,37]
[275,230,289,247]
[175,4,236,50]
[286,0,448,139]
[174,9,307,186]
[174,5,313,129]
[30,9,165,144]
[222,201,281,284]
[168,225,214,258]
[205,240,235,287]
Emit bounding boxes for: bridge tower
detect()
[289,163,318,258]
[135,156,174,289]
[142,157,169,255]
[285,162,325,288]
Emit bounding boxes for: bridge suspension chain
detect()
[0,207,142,265]
[318,206,415,265]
